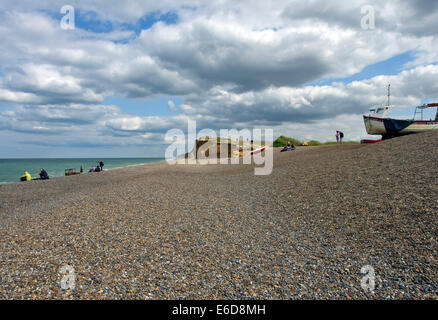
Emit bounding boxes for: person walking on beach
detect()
[336,131,340,144]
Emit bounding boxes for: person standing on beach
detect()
[336,131,340,144]
[99,160,104,171]
[339,131,344,144]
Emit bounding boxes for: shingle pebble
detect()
[0,131,437,299]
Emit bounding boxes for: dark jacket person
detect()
[39,168,49,180]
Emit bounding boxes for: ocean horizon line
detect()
[0,156,164,160]
[0,157,165,184]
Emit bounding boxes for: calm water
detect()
[0,158,164,184]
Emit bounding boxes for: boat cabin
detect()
[368,105,397,118]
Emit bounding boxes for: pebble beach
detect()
[0,131,437,299]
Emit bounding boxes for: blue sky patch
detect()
[104,96,181,117]
[40,8,178,36]
[121,11,179,35]
[309,51,416,86]
[75,9,113,33]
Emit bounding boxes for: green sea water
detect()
[0,158,164,184]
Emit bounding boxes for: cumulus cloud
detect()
[2,64,104,105]
[0,10,197,105]
[0,104,119,134]
[1,64,437,154]
[178,64,438,128]
[0,1,438,157]
[1,1,436,104]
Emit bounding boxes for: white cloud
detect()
[3,63,436,146]
[0,1,438,156]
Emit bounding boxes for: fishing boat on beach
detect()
[363,85,438,139]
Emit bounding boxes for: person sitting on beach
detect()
[95,165,101,172]
[39,168,49,180]
[281,142,295,152]
[20,171,31,181]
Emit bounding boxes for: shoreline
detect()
[0,145,350,186]
[0,158,166,186]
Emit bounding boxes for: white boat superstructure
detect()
[363,85,438,139]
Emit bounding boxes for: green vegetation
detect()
[307,140,322,146]
[273,136,302,147]
[273,135,359,147]
[205,135,360,147]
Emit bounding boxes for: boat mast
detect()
[387,84,390,106]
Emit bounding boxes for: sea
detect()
[0,158,164,185]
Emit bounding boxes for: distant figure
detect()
[80,164,84,173]
[20,171,31,181]
[39,168,49,180]
[336,131,340,144]
[95,166,101,172]
[339,131,344,144]
[98,160,104,171]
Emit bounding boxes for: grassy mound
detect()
[273,136,302,147]
[273,135,359,147]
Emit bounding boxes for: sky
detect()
[0,0,438,158]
